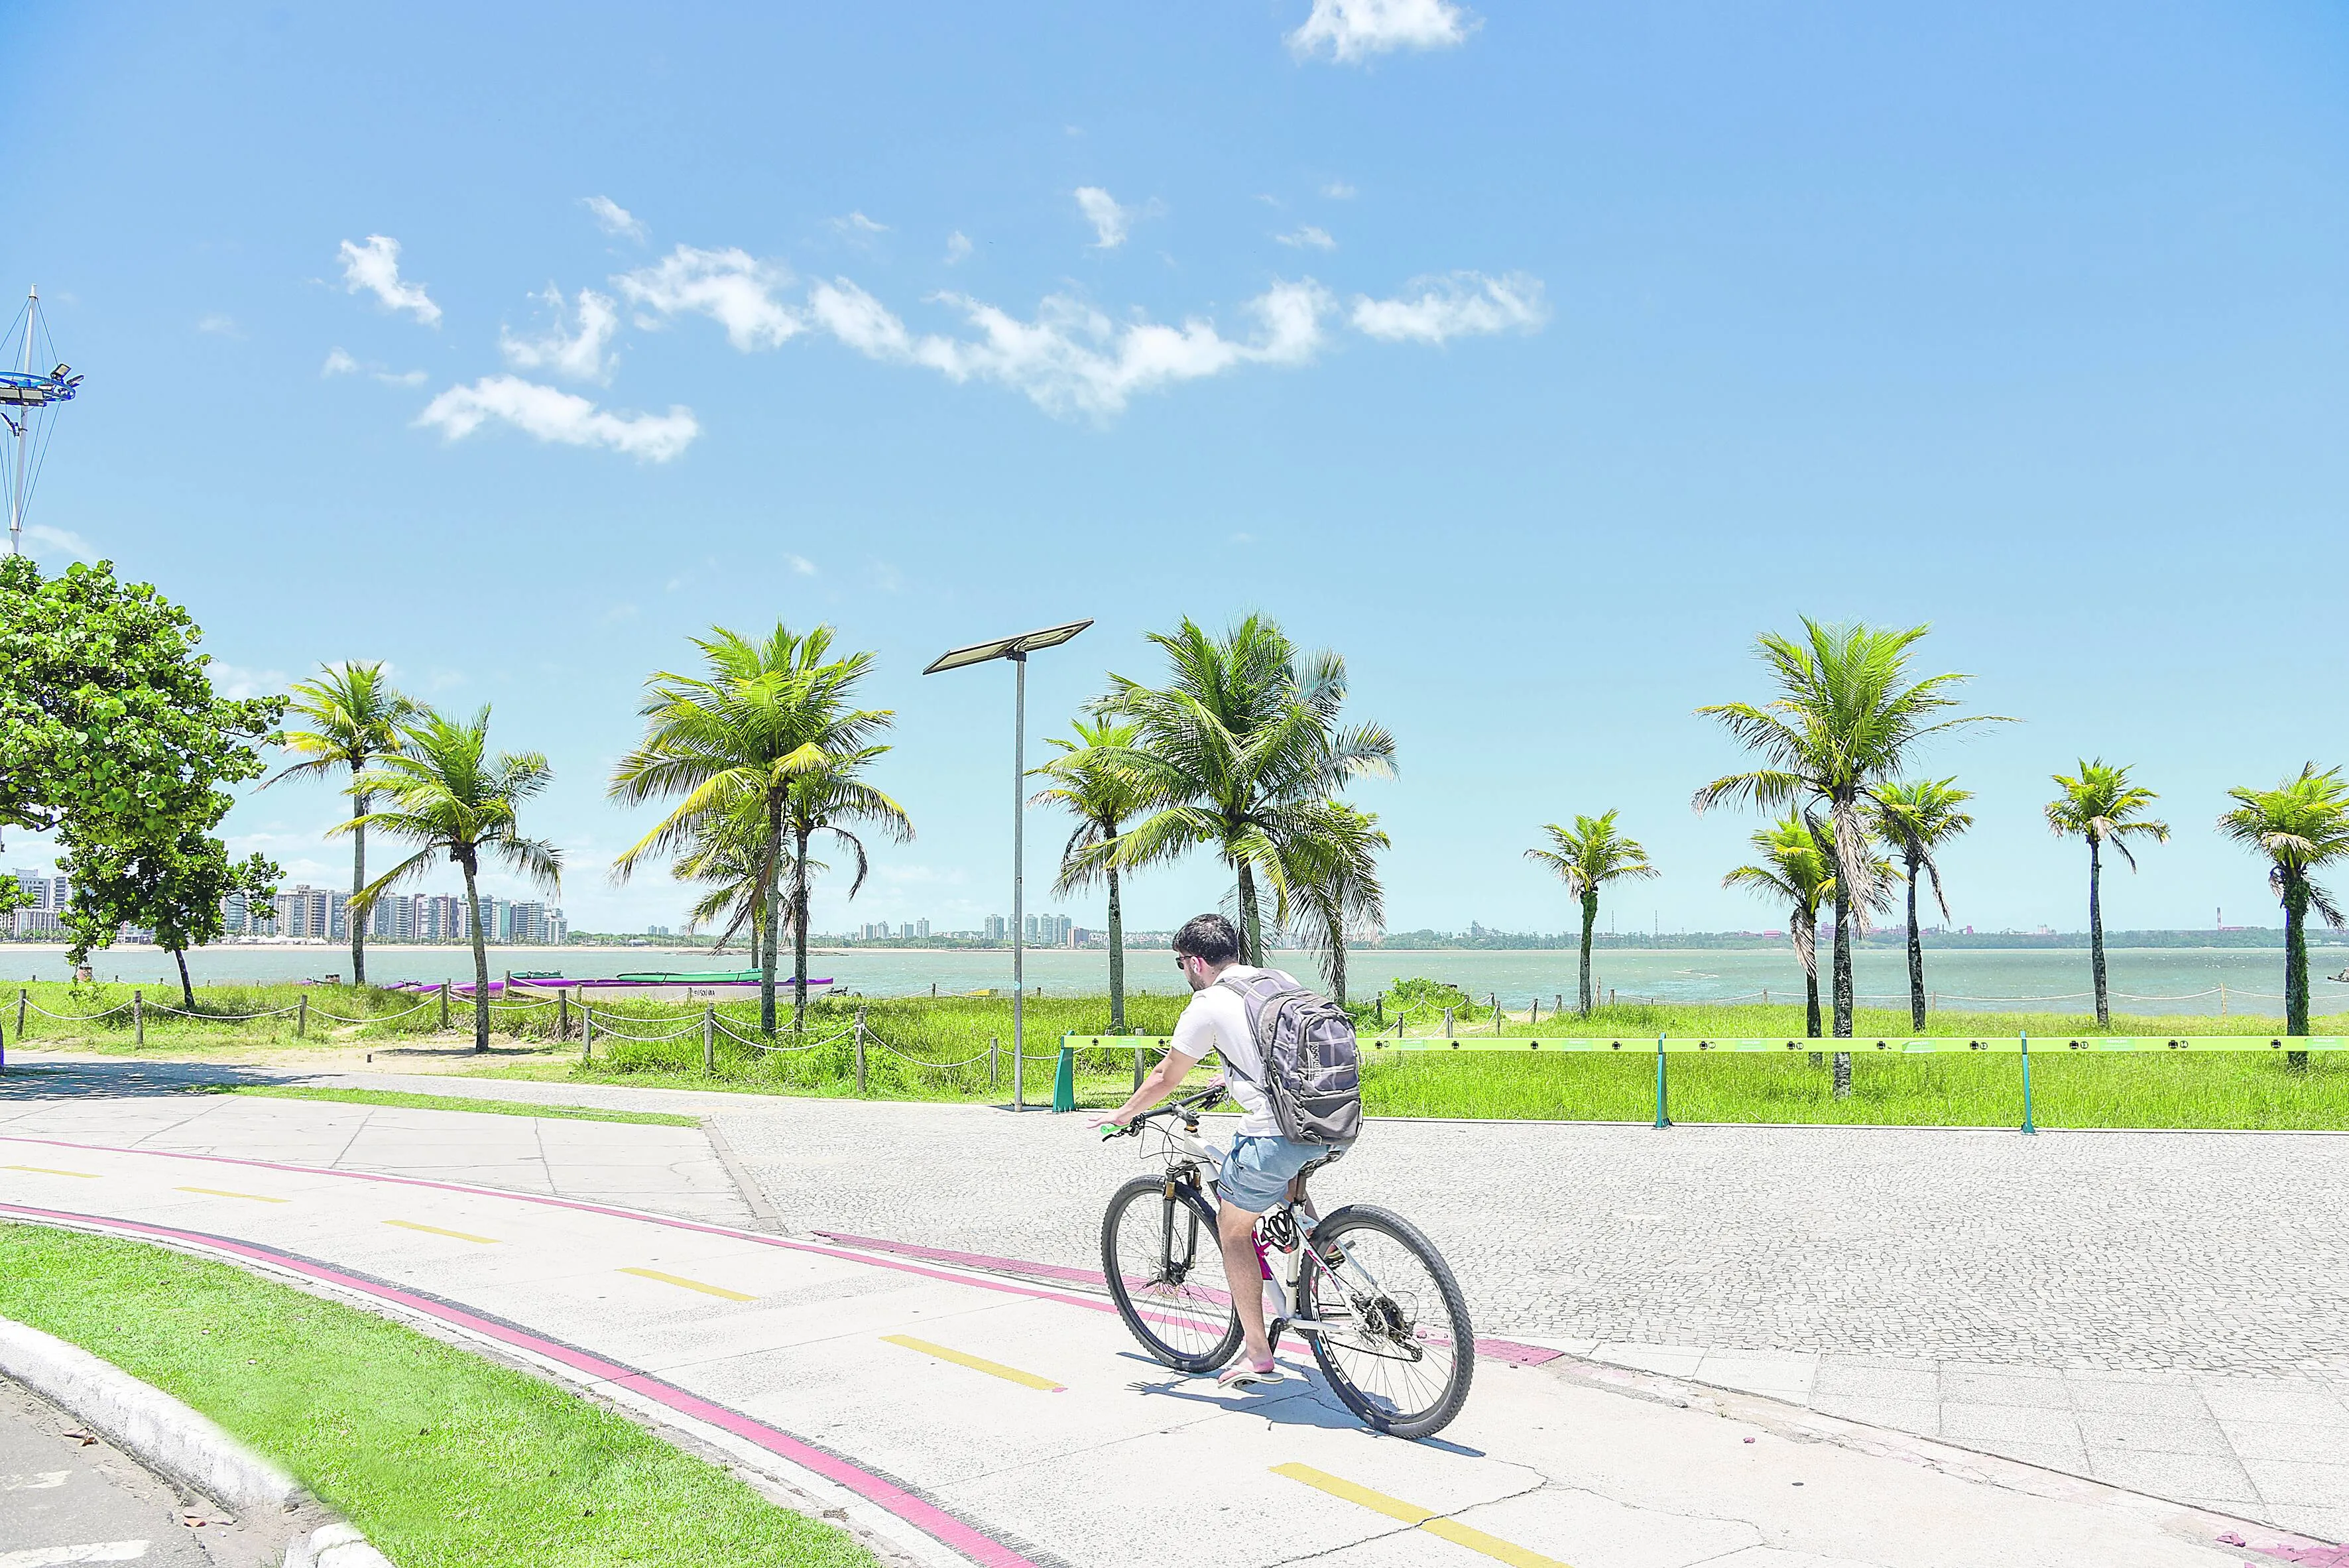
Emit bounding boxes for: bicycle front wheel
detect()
[1101,1173,1242,1373]
[1302,1203,1475,1439]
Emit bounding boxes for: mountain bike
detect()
[1097,1084,1475,1439]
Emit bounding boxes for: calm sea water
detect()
[1,941,2334,1018]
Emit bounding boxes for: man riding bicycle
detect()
[1092,912,1352,1391]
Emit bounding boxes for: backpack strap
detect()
[1214,972,1299,1087]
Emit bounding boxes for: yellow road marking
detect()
[383,1219,499,1244]
[176,1186,287,1203]
[617,1267,756,1302]
[4,1165,101,1179]
[880,1334,1064,1392]
[1272,1464,1573,1568]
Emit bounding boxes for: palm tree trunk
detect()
[1578,890,1596,1014]
[349,786,369,986]
[461,861,491,1053]
[1796,908,1821,1039]
[1236,858,1263,965]
[1831,873,1853,1097]
[1904,851,1925,1033]
[1329,925,1349,1009]
[2286,874,2309,1063]
[759,798,784,1036]
[173,946,196,1010]
[1106,862,1126,1031]
[792,825,813,1034]
[2088,835,2108,1028]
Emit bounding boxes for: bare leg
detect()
[1216,1199,1273,1365]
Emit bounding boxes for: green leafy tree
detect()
[62,834,278,1006]
[0,556,282,919]
[341,707,561,1052]
[1099,617,1394,964]
[2045,760,2169,1027]
[1276,798,1389,1008]
[672,806,775,968]
[1722,813,1835,1038]
[264,662,418,986]
[1693,619,2009,1093]
[1870,778,1974,1031]
[611,626,906,1034]
[2218,763,2349,1050]
[1031,718,1147,1029]
[1525,812,1658,1014]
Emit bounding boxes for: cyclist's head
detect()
[1172,913,1241,989]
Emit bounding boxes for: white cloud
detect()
[785,554,816,575]
[829,211,889,237]
[1277,226,1337,251]
[804,275,1333,420]
[583,196,648,243]
[196,313,240,337]
[1323,180,1358,199]
[1289,0,1475,62]
[337,235,442,326]
[1075,187,1136,249]
[209,663,288,701]
[414,375,700,462]
[1349,271,1549,343]
[324,347,425,386]
[23,523,98,563]
[944,231,973,265]
[499,286,620,382]
[615,245,802,350]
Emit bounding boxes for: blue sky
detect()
[5,2,2346,938]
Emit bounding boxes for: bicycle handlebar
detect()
[1099,1083,1226,1138]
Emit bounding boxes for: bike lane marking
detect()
[880,1335,1065,1393]
[3,1166,101,1179]
[1272,1463,1573,1568]
[172,1187,286,1203]
[380,1219,501,1244]
[618,1267,756,1303]
[0,1199,1044,1568]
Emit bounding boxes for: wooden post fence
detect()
[133,990,144,1048]
[440,981,451,1032]
[854,1006,868,1095]
[297,995,308,1040]
[702,1004,716,1074]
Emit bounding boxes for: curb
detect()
[0,1313,393,1567]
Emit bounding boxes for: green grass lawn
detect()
[0,1224,874,1568]
[225,1085,701,1127]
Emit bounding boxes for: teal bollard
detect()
[1653,1035,1671,1128]
[2019,1030,2036,1135]
[1052,1038,1077,1113]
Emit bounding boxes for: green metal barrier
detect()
[1057,1032,2344,1134]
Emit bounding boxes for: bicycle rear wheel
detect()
[1101,1173,1242,1373]
[1301,1203,1475,1439]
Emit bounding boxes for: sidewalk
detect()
[0,1087,2319,1567]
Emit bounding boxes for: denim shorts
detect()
[1216,1134,1345,1213]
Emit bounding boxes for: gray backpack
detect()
[1216,972,1362,1144]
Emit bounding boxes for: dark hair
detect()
[1172,912,1241,965]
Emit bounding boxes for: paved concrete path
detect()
[0,1089,2320,1568]
[1,1376,221,1568]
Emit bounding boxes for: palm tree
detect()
[1870,778,1974,1031]
[778,758,912,1032]
[609,625,904,1035]
[338,707,560,1052]
[1693,619,2009,1094]
[264,662,416,986]
[1277,800,1390,1008]
[2046,760,2169,1027]
[1525,812,1658,1014]
[671,805,774,967]
[2219,763,2349,1051]
[1032,718,1147,1030]
[1722,813,1835,1038]
[1099,617,1394,963]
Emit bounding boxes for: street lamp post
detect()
[925,619,1093,1109]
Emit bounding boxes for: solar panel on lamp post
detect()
[924,619,1093,1110]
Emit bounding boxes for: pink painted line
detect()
[0,1200,1040,1568]
[816,1229,1565,1367]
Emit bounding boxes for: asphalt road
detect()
[0,1376,217,1568]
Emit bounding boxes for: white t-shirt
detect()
[1168,965,1297,1138]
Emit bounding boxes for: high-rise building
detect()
[548,908,568,944]
[509,902,550,945]
[916,918,930,939]
[984,914,1006,941]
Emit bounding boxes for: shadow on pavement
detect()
[0,1057,290,1099]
